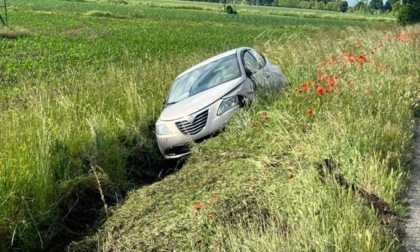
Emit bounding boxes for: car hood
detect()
[159,78,242,121]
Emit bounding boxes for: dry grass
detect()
[0,26,30,39]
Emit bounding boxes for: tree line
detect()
[186,0,419,19]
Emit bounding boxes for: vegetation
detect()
[0,0,418,251]
[187,0,400,14]
[398,0,420,26]
[75,25,420,251]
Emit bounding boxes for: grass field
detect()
[0,0,418,251]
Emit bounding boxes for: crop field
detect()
[0,0,419,251]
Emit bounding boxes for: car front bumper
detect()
[156,99,239,159]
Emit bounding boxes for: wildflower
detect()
[262,113,269,120]
[328,77,337,88]
[194,202,204,211]
[301,82,310,92]
[197,238,203,244]
[347,52,355,63]
[301,82,310,88]
[209,215,216,220]
[317,88,323,96]
[307,109,313,116]
[289,173,295,179]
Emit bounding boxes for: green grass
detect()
[71,26,419,251]
[0,0,417,250]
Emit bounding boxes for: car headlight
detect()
[156,124,172,135]
[217,96,239,116]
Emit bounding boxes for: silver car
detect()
[155,47,287,159]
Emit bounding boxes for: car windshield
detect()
[166,54,241,104]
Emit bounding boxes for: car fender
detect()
[237,78,255,103]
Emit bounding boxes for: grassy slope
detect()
[76,26,420,251]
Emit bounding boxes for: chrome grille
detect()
[175,110,208,135]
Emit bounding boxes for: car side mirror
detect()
[245,68,253,78]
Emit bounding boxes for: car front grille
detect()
[175,110,208,135]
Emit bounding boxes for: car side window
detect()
[249,49,266,69]
[243,51,259,74]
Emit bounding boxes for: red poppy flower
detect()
[262,113,269,120]
[307,109,313,116]
[347,52,355,63]
[328,78,337,88]
[194,202,204,211]
[209,215,216,220]
[197,238,203,244]
[317,88,323,95]
[301,82,309,88]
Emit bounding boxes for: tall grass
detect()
[0,54,205,249]
[81,26,420,251]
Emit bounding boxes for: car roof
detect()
[176,47,250,79]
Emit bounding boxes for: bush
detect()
[225,5,237,15]
[398,0,420,25]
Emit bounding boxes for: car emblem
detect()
[186,115,195,124]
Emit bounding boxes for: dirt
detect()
[316,158,407,244]
[41,156,185,252]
